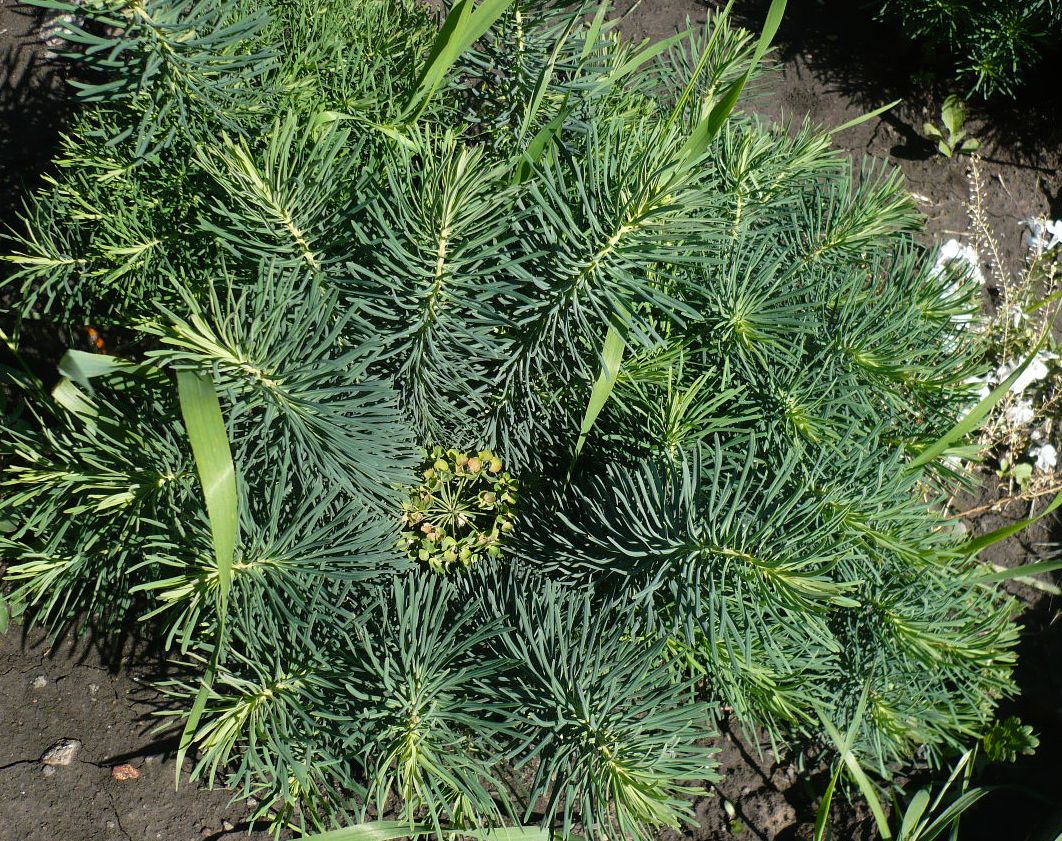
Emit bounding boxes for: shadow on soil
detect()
[715,0,1062,170]
[966,584,1062,841]
[0,2,70,231]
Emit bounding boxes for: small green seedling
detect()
[997,454,1033,488]
[923,95,980,157]
[982,716,1039,763]
[722,799,744,835]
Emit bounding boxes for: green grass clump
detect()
[0,0,1021,836]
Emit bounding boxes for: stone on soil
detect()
[40,738,81,766]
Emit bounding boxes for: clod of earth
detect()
[40,738,81,766]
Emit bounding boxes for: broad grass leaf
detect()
[301,823,549,841]
[173,371,237,785]
[405,0,516,121]
[570,323,627,473]
[176,370,237,612]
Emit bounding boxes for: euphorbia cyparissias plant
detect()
[0,0,1019,836]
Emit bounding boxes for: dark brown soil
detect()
[2,0,1061,839]
[0,0,68,231]
[0,625,272,841]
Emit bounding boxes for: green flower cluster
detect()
[401,448,517,572]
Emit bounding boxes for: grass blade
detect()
[173,370,238,785]
[678,0,786,165]
[666,0,733,131]
[404,0,516,121]
[57,349,134,388]
[569,323,627,475]
[175,642,221,787]
[50,349,157,419]
[513,100,572,185]
[816,691,893,841]
[176,370,237,614]
[919,789,992,841]
[960,469,1062,559]
[298,820,428,841]
[605,31,689,89]
[301,823,550,841]
[513,24,688,184]
[51,379,98,420]
[970,558,1062,583]
[829,100,901,136]
[813,766,842,841]
[461,830,549,841]
[840,752,891,839]
[516,19,576,146]
[898,788,931,839]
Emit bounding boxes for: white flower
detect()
[1004,399,1036,427]
[996,351,1055,395]
[1012,356,1052,394]
[1032,443,1057,472]
[1024,217,1062,253]
[1046,220,1062,251]
[932,239,985,286]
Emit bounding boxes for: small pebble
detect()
[106,821,116,830]
[31,675,47,689]
[223,820,235,831]
[41,765,56,777]
[111,763,140,781]
[41,738,81,766]
[88,683,99,696]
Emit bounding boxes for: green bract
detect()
[0,0,1022,837]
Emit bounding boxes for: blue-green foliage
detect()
[0,0,1019,836]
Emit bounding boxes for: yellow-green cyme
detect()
[401,446,517,573]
